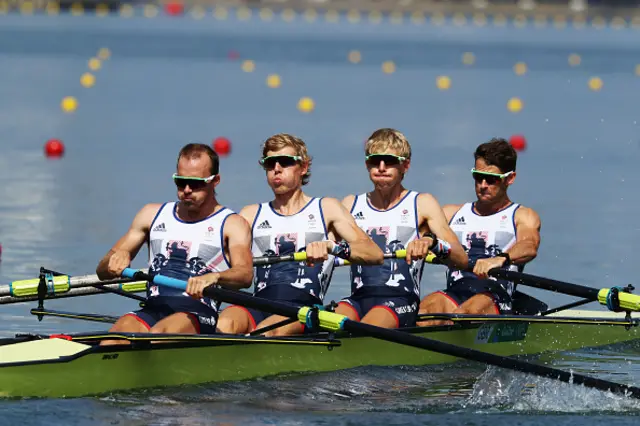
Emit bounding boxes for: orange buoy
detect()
[164,1,184,16]
[212,137,231,156]
[509,134,527,152]
[44,139,65,158]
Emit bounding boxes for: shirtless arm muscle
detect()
[96,203,161,280]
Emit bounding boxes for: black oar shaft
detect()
[490,269,599,300]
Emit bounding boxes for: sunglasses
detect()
[471,168,514,185]
[172,173,216,190]
[259,155,302,170]
[365,154,407,167]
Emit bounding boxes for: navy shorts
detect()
[126,297,218,334]
[338,295,418,328]
[440,278,513,314]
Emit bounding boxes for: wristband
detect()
[496,252,511,267]
[330,240,351,259]
[423,233,452,259]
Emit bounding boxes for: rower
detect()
[214,133,384,336]
[334,128,468,329]
[95,143,253,344]
[417,138,541,324]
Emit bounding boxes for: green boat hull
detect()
[0,313,638,398]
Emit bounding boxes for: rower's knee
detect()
[150,312,198,334]
[454,293,499,315]
[262,322,304,337]
[217,307,252,334]
[99,315,148,346]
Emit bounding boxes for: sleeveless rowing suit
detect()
[126,202,234,333]
[339,191,423,327]
[441,202,521,314]
[234,197,336,329]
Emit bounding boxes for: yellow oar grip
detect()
[597,288,640,312]
[293,252,307,262]
[297,307,348,331]
[10,276,71,297]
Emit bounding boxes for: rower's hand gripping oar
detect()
[489,268,640,313]
[253,249,440,267]
[122,268,640,400]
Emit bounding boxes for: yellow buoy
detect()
[436,76,451,90]
[266,74,281,88]
[514,62,527,76]
[507,97,523,113]
[241,60,255,73]
[588,77,603,91]
[635,64,640,76]
[462,52,475,65]
[80,73,95,88]
[88,57,101,71]
[61,96,78,113]
[97,48,111,60]
[382,61,396,74]
[297,97,315,113]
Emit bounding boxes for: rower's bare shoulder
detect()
[133,203,163,229]
[442,203,464,222]
[239,203,260,224]
[341,194,357,211]
[515,205,541,229]
[224,213,252,236]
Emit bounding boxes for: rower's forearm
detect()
[216,267,254,290]
[441,249,469,271]
[348,240,384,265]
[507,241,538,265]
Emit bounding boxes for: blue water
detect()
[0,7,640,424]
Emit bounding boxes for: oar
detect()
[0,273,147,304]
[489,269,640,312]
[122,268,640,400]
[254,249,440,267]
[0,282,147,305]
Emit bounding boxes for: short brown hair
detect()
[261,133,312,185]
[364,128,411,159]
[177,143,220,175]
[474,138,517,173]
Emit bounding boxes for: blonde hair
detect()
[364,128,412,159]
[261,133,312,185]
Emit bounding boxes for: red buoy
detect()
[509,134,527,152]
[164,1,184,16]
[44,139,65,158]
[212,137,231,157]
[227,50,240,61]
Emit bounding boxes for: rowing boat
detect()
[0,309,636,398]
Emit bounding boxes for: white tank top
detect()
[148,202,234,310]
[251,197,335,303]
[348,191,423,300]
[447,202,521,295]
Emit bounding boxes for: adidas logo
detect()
[152,223,166,232]
[354,212,365,220]
[453,217,466,225]
[257,220,272,230]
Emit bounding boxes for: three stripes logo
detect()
[353,212,365,220]
[257,220,272,230]
[453,216,466,225]
[152,223,166,232]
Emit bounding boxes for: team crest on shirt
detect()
[308,213,317,227]
[203,226,216,240]
[400,209,410,224]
